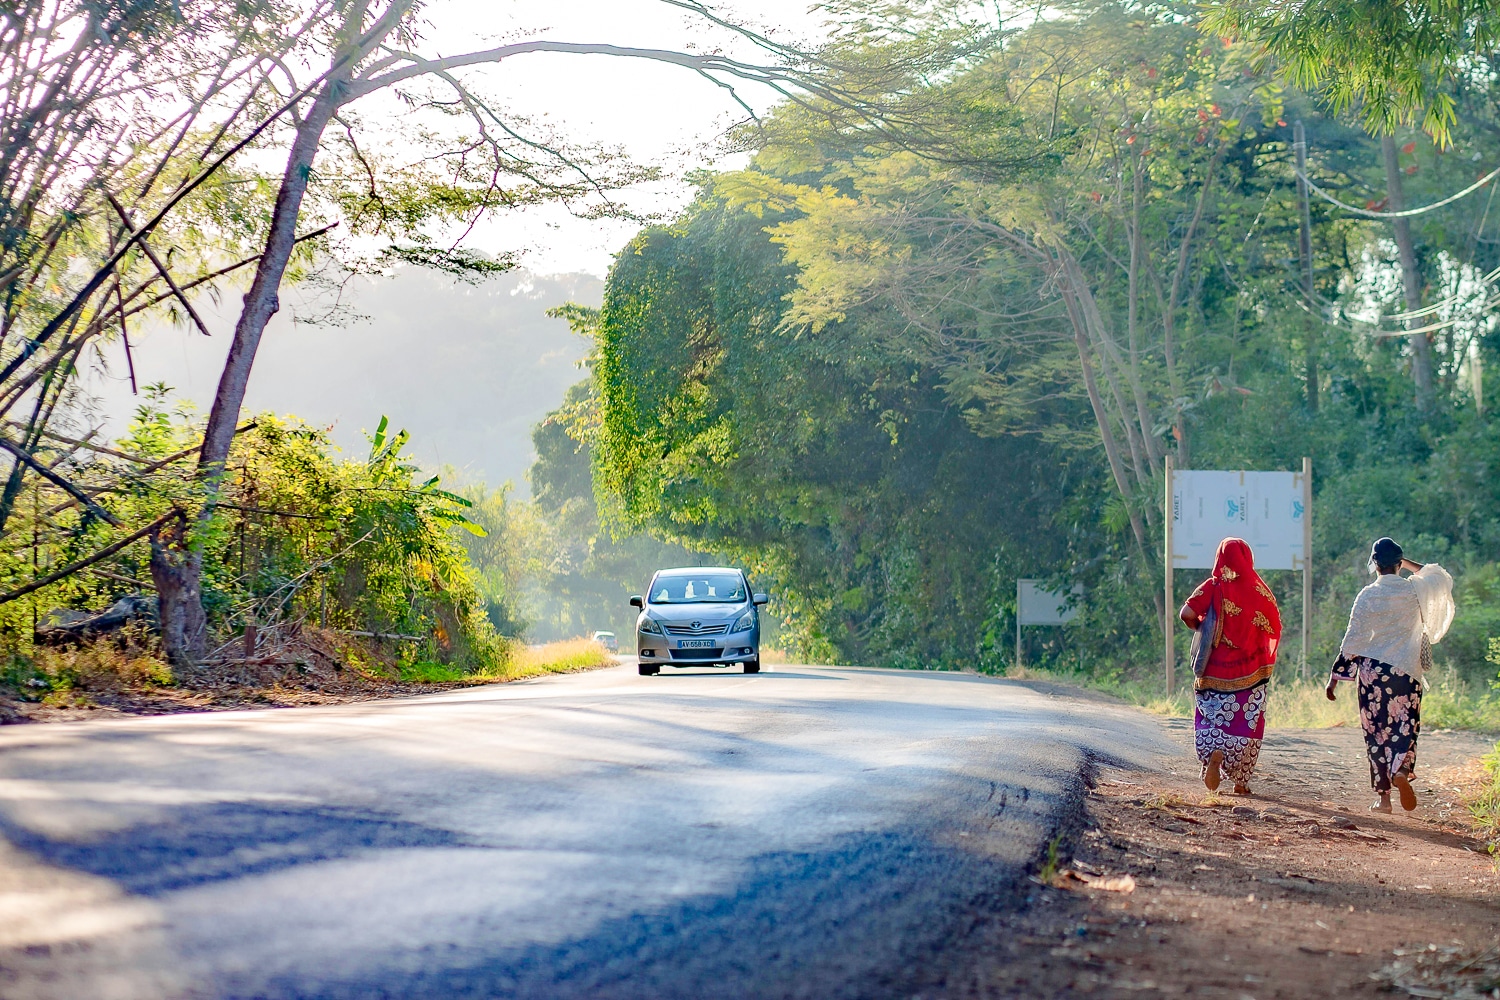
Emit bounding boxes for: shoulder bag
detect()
[1189,585,1218,678]
[1415,590,1434,676]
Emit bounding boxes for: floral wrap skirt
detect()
[1194,682,1269,784]
[1332,654,1421,793]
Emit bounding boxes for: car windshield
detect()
[649,573,746,604]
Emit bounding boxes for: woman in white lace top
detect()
[1326,537,1454,813]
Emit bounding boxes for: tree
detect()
[0,2,347,661]
[0,0,927,664]
[589,0,1500,679]
[592,189,1091,664]
[1204,0,1500,413]
[1203,0,1500,145]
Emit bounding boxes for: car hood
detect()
[642,604,748,623]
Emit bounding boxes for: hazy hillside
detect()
[83,267,602,491]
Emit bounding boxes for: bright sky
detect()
[407,0,824,275]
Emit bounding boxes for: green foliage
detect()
[591,189,1095,664]
[587,0,1500,683]
[0,640,172,705]
[521,377,705,643]
[0,394,507,674]
[1472,743,1500,852]
[1204,0,1500,144]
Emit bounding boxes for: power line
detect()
[1295,165,1500,220]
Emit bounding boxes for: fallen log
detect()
[35,594,155,645]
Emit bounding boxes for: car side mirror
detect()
[629,595,643,609]
[753,593,769,606]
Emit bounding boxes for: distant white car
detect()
[592,630,618,652]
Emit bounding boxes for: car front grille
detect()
[663,623,729,636]
[670,648,724,660]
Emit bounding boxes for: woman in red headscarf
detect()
[1179,538,1283,794]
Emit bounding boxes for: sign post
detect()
[1016,580,1080,669]
[1299,456,1312,677]
[1166,460,1312,683]
[1164,454,1174,693]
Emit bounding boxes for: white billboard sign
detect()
[1017,581,1082,625]
[1170,469,1308,571]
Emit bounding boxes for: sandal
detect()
[1233,782,1252,795]
[1204,750,1223,792]
[1391,773,1418,812]
[1371,796,1393,814]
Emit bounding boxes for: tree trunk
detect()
[1381,134,1436,413]
[1163,140,1227,453]
[1294,121,1319,412]
[1127,151,1163,466]
[1060,278,1149,553]
[1062,248,1154,491]
[149,514,205,667]
[152,83,345,665]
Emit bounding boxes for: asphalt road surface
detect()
[0,663,1166,1000]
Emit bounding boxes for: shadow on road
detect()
[0,804,463,896]
[641,669,842,681]
[216,826,1037,1000]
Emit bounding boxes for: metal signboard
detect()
[1017,581,1082,625]
[1169,469,1308,570]
[1162,458,1312,692]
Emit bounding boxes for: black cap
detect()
[1371,537,1403,568]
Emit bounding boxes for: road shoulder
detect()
[933,723,1500,998]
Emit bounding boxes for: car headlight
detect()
[638,617,663,634]
[730,611,756,633]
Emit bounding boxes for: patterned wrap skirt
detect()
[1194,682,1269,784]
[1332,654,1421,792]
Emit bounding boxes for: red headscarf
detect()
[1185,537,1282,691]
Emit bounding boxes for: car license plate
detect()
[678,639,716,649]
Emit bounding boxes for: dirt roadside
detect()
[935,720,1500,999]
[0,648,626,724]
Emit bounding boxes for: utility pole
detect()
[1294,122,1318,412]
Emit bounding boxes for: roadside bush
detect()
[1471,744,1500,853]
[1,634,172,703]
[0,393,507,678]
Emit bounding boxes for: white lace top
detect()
[1338,563,1455,680]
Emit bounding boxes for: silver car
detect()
[630,567,768,676]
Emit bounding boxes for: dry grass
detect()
[1008,663,1500,733]
[1471,745,1500,853]
[401,637,614,684]
[503,638,615,679]
[0,632,617,722]
[1265,674,1361,729]
[1266,668,1500,731]
[2,631,172,709]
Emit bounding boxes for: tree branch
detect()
[0,435,120,526]
[0,509,179,606]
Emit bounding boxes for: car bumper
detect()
[636,636,758,666]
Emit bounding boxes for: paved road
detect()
[0,663,1166,1000]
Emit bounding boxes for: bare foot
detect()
[1391,773,1418,811]
[1233,781,1251,795]
[1371,793,1393,813]
[1204,750,1223,792]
